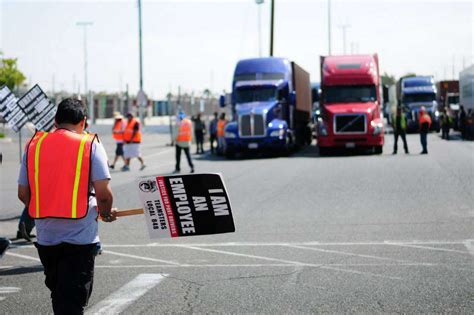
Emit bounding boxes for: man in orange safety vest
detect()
[174,111,194,173]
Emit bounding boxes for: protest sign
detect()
[0,85,27,132]
[17,84,56,131]
[137,173,235,239]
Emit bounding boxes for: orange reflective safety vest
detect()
[26,129,97,219]
[419,112,432,128]
[217,119,226,137]
[112,118,125,142]
[123,118,142,143]
[176,118,192,142]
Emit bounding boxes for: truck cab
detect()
[224,58,312,156]
[317,54,384,154]
[400,76,440,132]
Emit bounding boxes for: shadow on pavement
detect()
[0,215,20,222]
[0,265,43,276]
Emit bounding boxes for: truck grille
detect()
[334,114,366,133]
[240,114,265,137]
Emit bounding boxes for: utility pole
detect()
[452,55,455,80]
[328,0,332,55]
[137,0,145,124]
[339,24,350,54]
[76,21,93,123]
[270,0,275,56]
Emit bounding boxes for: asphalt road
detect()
[1,125,473,314]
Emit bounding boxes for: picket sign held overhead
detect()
[17,84,56,131]
[0,85,26,132]
[137,173,235,239]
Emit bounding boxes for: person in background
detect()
[459,105,467,140]
[17,98,116,314]
[192,113,206,154]
[217,113,227,155]
[209,112,218,154]
[122,112,146,171]
[109,111,126,169]
[419,106,432,154]
[440,108,452,140]
[392,106,409,154]
[174,111,194,173]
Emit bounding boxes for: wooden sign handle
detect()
[99,208,144,220]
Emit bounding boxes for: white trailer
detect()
[459,65,474,138]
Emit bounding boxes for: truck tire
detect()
[225,149,235,159]
[374,146,383,154]
[318,146,329,156]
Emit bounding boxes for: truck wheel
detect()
[282,133,293,156]
[374,146,383,154]
[225,149,235,159]
[318,146,329,156]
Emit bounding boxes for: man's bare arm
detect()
[93,179,116,222]
[18,185,30,207]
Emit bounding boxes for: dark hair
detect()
[55,98,87,125]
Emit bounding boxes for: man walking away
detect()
[217,113,227,155]
[392,106,409,154]
[440,109,451,140]
[174,111,194,173]
[193,113,206,154]
[209,112,218,154]
[109,112,125,169]
[17,98,117,314]
[122,112,146,171]
[419,106,432,154]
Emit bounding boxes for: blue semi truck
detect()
[224,57,312,157]
[398,76,440,132]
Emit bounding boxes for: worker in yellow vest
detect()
[109,111,126,169]
[17,98,116,313]
[174,111,194,173]
[217,113,227,155]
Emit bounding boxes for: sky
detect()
[0,0,473,99]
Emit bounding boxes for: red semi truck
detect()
[317,54,384,154]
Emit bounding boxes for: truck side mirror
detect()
[289,91,296,104]
[219,95,226,108]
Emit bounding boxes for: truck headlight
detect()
[270,129,285,137]
[318,120,328,136]
[371,121,384,135]
[224,132,236,138]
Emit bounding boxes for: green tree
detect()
[0,52,26,90]
[381,72,396,86]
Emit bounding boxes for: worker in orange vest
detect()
[174,111,194,173]
[122,112,146,171]
[419,106,432,154]
[17,98,116,313]
[109,111,126,169]
[217,113,227,155]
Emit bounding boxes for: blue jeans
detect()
[18,207,35,235]
[420,132,428,153]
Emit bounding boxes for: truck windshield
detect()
[235,87,278,103]
[447,96,459,104]
[403,93,436,103]
[324,85,376,104]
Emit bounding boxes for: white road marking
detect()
[143,148,174,159]
[85,273,166,315]
[385,243,470,254]
[5,252,41,262]
[284,244,413,263]
[102,250,181,265]
[183,245,402,280]
[0,297,5,301]
[0,287,21,294]
[102,240,467,248]
[463,239,474,256]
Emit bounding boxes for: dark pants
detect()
[442,126,450,140]
[18,207,35,235]
[35,242,96,315]
[195,131,204,154]
[175,145,194,171]
[393,130,408,153]
[420,132,428,153]
[209,134,217,153]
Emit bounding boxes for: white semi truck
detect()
[459,65,474,139]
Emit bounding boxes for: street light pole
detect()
[328,0,332,55]
[137,0,145,124]
[269,0,275,57]
[255,0,264,57]
[76,21,93,123]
